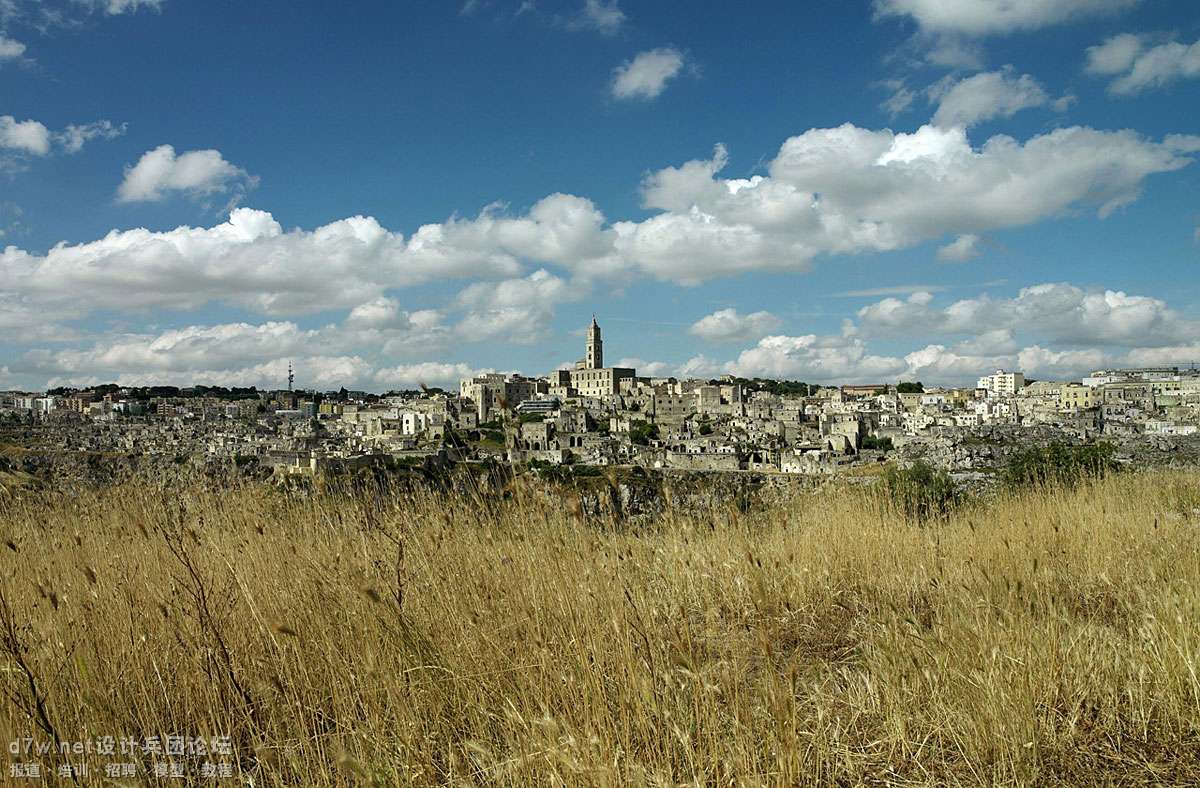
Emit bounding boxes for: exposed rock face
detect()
[1117,435,1200,467]
[896,426,1200,476]
[570,469,816,519]
[6,427,1198,514]
[0,448,270,493]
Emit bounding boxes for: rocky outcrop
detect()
[562,468,817,519]
[896,426,1200,475]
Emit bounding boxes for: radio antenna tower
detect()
[287,361,294,392]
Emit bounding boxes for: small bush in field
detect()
[882,460,959,520]
[1001,441,1119,490]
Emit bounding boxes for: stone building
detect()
[1059,383,1100,411]
[567,317,635,398]
[579,315,603,370]
[459,373,545,421]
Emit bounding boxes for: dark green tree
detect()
[882,461,959,520]
[629,420,659,446]
[1001,442,1119,489]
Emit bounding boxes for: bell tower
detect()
[585,315,603,370]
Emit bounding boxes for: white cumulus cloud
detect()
[28,336,375,389]
[698,331,1097,386]
[1087,34,1200,95]
[0,115,51,155]
[642,282,1198,386]
[74,0,165,15]
[2,122,1195,331]
[569,0,624,35]
[56,120,126,154]
[0,195,621,320]
[117,144,257,203]
[937,233,982,261]
[1085,32,1145,74]
[373,362,484,389]
[874,0,1138,37]
[612,47,686,101]
[0,115,125,160]
[615,357,670,376]
[676,354,724,380]
[929,68,1060,128]
[1016,345,1108,378]
[614,123,1196,284]
[12,311,486,391]
[729,334,907,384]
[876,0,1137,70]
[0,208,519,316]
[689,308,782,343]
[27,322,317,376]
[455,268,578,343]
[0,34,26,61]
[855,283,1198,348]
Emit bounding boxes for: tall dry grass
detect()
[1,470,1199,785]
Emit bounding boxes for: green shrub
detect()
[861,435,893,451]
[1001,441,1119,489]
[629,420,659,446]
[882,461,959,520]
[571,464,601,477]
[477,430,505,448]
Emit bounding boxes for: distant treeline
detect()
[724,378,925,396]
[720,378,821,397]
[47,384,268,401]
[44,383,460,403]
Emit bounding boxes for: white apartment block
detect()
[976,369,1024,397]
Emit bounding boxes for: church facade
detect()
[569,316,635,398]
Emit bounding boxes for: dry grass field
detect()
[2,470,1199,785]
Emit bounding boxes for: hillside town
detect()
[3,318,1199,480]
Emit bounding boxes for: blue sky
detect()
[1,0,1198,391]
